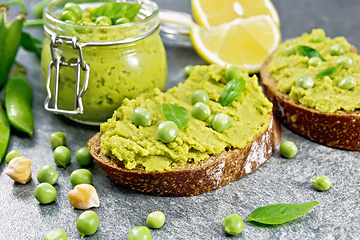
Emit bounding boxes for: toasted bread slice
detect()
[88,114,281,197]
[260,46,360,150]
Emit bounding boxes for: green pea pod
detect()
[0,14,24,88]
[0,104,10,163]
[4,72,34,136]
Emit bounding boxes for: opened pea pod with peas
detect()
[0,0,40,163]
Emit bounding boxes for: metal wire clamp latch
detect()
[44,34,90,115]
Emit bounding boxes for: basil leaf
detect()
[246,201,319,225]
[162,103,190,129]
[315,66,341,78]
[92,2,142,23]
[297,46,326,61]
[20,31,43,60]
[219,78,246,106]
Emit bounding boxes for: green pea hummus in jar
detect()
[41,0,167,125]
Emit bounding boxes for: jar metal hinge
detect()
[44,34,90,115]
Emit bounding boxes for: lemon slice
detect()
[192,0,279,28]
[190,15,280,73]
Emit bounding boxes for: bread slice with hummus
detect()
[88,65,281,196]
[261,29,360,150]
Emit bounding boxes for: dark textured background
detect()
[1,0,360,239]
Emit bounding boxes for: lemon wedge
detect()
[192,0,279,28]
[190,15,280,73]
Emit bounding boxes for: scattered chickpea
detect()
[4,157,32,184]
[68,184,100,209]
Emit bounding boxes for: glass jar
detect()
[41,0,167,125]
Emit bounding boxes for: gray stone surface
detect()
[1,0,360,239]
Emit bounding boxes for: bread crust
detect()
[260,46,360,150]
[88,114,281,197]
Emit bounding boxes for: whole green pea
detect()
[146,211,166,229]
[128,226,151,240]
[59,10,77,22]
[211,113,231,133]
[222,214,244,235]
[76,210,99,238]
[191,90,209,105]
[285,45,297,56]
[43,228,68,240]
[308,57,322,67]
[37,164,58,185]
[336,56,352,69]
[312,175,331,191]
[330,43,345,56]
[192,102,211,121]
[95,16,112,25]
[132,108,153,127]
[338,75,356,90]
[225,66,241,80]
[34,183,57,204]
[75,146,93,166]
[280,141,298,158]
[70,169,93,187]
[296,75,314,89]
[50,132,66,149]
[5,150,21,164]
[157,121,178,143]
[312,35,325,43]
[64,2,82,19]
[53,146,71,168]
[115,17,130,25]
[184,65,194,77]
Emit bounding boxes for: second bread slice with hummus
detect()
[261,29,360,150]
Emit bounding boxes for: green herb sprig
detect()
[219,78,246,106]
[298,46,326,61]
[246,201,319,225]
[161,103,190,129]
[316,66,341,78]
[92,2,141,23]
